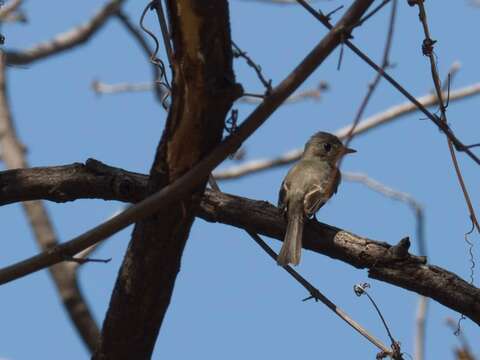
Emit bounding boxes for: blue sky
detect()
[1,1,479,359]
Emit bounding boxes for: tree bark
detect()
[2,162,480,326]
[92,2,241,358]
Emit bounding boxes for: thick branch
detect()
[93,1,241,358]
[5,0,124,65]
[1,162,479,325]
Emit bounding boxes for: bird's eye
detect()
[323,143,332,152]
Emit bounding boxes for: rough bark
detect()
[92,2,240,358]
[1,162,479,326]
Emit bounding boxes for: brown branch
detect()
[214,83,480,180]
[0,56,99,350]
[0,0,376,288]
[90,79,327,104]
[93,1,240,358]
[0,0,22,20]
[239,81,328,104]
[5,0,125,65]
[92,80,157,94]
[1,162,479,326]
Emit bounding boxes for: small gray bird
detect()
[277,132,356,266]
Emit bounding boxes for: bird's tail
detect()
[277,202,304,266]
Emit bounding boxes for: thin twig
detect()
[329,0,397,203]
[354,283,400,355]
[150,0,174,65]
[342,0,396,152]
[354,0,391,29]
[92,80,158,94]
[139,0,171,106]
[90,79,327,104]
[295,0,480,166]
[232,40,272,93]
[5,0,125,65]
[251,230,393,355]
[446,318,476,360]
[410,1,480,235]
[240,81,327,104]
[0,0,22,20]
[115,9,169,104]
[214,83,480,180]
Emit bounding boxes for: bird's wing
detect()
[277,179,289,211]
[333,169,341,194]
[303,184,327,217]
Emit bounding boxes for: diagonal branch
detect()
[214,83,480,180]
[0,162,479,326]
[5,0,125,65]
[295,0,480,166]
[0,0,22,20]
[0,54,99,350]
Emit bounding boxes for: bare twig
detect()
[250,230,393,355]
[5,0,125,65]
[232,40,272,93]
[342,0,396,152]
[354,0,391,29]
[239,81,327,104]
[150,0,174,65]
[410,1,480,236]
[295,0,480,166]
[214,83,480,180]
[354,283,402,358]
[0,0,376,285]
[92,80,157,94]
[0,0,22,20]
[446,318,476,360]
[0,54,99,351]
[90,79,327,104]
[115,9,170,104]
[240,0,319,4]
[415,296,429,360]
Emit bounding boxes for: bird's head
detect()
[303,131,356,163]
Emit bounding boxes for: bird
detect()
[277,131,356,266]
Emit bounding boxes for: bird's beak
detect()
[343,146,357,154]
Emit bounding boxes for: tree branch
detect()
[93,1,241,357]
[0,0,22,20]
[214,83,480,180]
[1,162,479,326]
[5,0,125,65]
[0,55,99,350]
